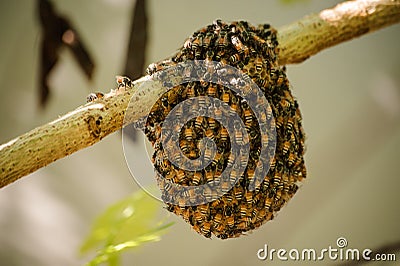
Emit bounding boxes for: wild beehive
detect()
[144,20,306,239]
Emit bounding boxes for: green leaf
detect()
[80,188,173,266]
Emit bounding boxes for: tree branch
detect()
[278,0,400,64]
[1,0,399,189]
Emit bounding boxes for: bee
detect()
[185,82,197,98]
[280,98,291,110]
[146,63,163,75]
[265,196,273,210]
[201,221,211,238]
[171,151,182,166]
[237,221,247,230]
[205,167,214,183]
[224,192,236,204]
[204,186,218,202]
[229,53,241,65]
[200,80,209,88]
[178,197,188,207]
[233,125,244,146]
[86,92,104,103]
[184,127,195,141]
[221,90,231,104]
[282,140,291,155]
[288,153,296,167]
[246,168,255,186]
[243,109,253,126]
[234,186,244,201]
[211,198,223,209]
[207,118,217,130]
[274,189,283,203]
[219,127,228,142]
[230,99,239,115]
[192,223,202,235]
[254,57,263,73]
[205,50,215,64]
[189,148,199,159]
[214,223,225,233]
[273,172,282,188]
[192,171,202,185]
[159,158,171,173]
[173,103,184,119]
[194,211,203,224]
[277,73,286,86]
[194,116,205,129]
[229,168,240,186]
[240,205,249,217]
[175,169,186,183]
[239,152,248,169]
[116,75,133,88]
[183,37,192,49]
[205,128,216,141]
[256,77,268,88]
[255,209,266,223]
[191,34,202,50]
[214,107,224,123]
[203,32,214,48]
[261,132,270,146]
[244,191,253,205]
[160,95,170,111]
[182,208,191,223]
[220,180,231,193]
[226,216,235,227]
[215,58,229,71]
[211,152,222,168]
[286,117,294,133]
[204,141,214,162]
[213,213,223,225]
[207,84,217,97]
[231,35,249,55]
[275,115,284,129]
[216,30,228,48]
[198,204,209,217]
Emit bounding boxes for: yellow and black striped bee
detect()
[194,210,203,224]
[230,53,241,65]
[116,75,133,89]
[226,216,235,228]
[183,127,195,141]
[194,116,205,130]
[206,83,217,97]
[203,32,214,49]
[86,92,104,103]
[221,89,231,104]
[216,30,229,48]
[231,35,249,56]
[219,127,228,143]
[201,221,212,238]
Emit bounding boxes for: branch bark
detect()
[1,0,399,189]
[278,0,400,65]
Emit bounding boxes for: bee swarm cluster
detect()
[144,20,306,239]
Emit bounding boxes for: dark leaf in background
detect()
[123,0,148,141]
[124,0,147,80]
[38,0,95,107]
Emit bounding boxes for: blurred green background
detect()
[0,0,399,265]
